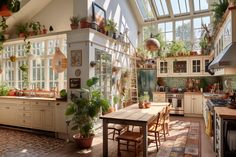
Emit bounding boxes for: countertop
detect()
[202,93,225,98]
[0,96,67,102]
[215,107,236,119]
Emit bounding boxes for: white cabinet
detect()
[31,101,55,131]
[153,92,166,102]
[16,100,32,127]
[55,102,68,133]
[184,93,203,116]
[157,56,212,77]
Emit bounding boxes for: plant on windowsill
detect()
[15,23,29,38]
[29,21,41,35]
[167,41,187,57]
[65,77,109,149]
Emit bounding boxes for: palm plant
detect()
[212,0,229,29]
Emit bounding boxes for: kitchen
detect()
[1,0,236,157]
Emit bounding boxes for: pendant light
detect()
[0,5,12,17]
[52,47,67,73]
[145,33,160,52]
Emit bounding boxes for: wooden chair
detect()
[116,131,143,157]
[164,104,171,136]
[148,109,166,151]
[108,123,127,140]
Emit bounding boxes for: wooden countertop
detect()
[215,107,236,119]
[0,96,67,102]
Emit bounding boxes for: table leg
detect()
[143,124,148,157]
[103,119,108,157]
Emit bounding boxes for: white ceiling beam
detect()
[189,0,194,16]
[166,0,174,19]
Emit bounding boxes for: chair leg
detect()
[118,140,121,157]
[112,129,116,140]
[157,132,161,146]
[134,142,137,157]
[166,123,169,135]
[154,132,158,151]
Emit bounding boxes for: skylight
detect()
[136,0,155,20]
[193,0,209,12]
[170,0,190,15]
[153,0,169,16]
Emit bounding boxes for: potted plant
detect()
[42,25,47,34]
[104,19,117,38]
[169,41,186,56]
[0,0,21,16]
[15,23,29,38]
[70,16,80,30]
[0,17,9,39]
[29,21,41,35]
[80,17,90,29]
[65,77,109,149]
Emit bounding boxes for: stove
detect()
[166,93,184,115]
[207,99,229,113]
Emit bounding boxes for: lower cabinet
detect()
[31,102,55,131]
[0,98,66,133]
[184,93,203,116]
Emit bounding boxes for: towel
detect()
[205,112,213,136]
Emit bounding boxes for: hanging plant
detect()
[9,55,16,62]
[0,0,21,17]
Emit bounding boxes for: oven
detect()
[166,93,184,115]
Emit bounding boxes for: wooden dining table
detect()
[100,102,169,157]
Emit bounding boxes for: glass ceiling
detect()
[135,0,210,22]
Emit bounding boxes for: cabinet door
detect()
[55,102,67,133]
[43,109,54,131]
[191,59,202,75]
[184,94,192,114]
[0,104,17,125]
[32,107,43,129]
[193,95,203,114]
[173,60,188,76]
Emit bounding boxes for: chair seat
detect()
[116,131,143,142]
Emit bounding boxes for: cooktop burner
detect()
[210,99,229,106]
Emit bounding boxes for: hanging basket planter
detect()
[0,5,12,17]
[9,55,16,62]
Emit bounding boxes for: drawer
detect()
[32,101,53,107]
[18,118,32,127]
[19,100,30,105]
[17,105,31,111]
[18,112,32,118]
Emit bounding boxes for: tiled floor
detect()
[0,116,216,157]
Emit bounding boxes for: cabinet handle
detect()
[23,107,25,110]
[5,107,10,109]
[36,102,38,104]
[56,103,60,106]
[23,113,25,116]
[40,109,45,112]
[23,120,25,123]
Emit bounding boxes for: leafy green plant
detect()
[0,0,21,13]
[70,16,80,24]
[15,23,29,36]
[168,41,187,56]
[104,19,117,33]
[0,17,8,32]
[212,0,229,29]
[29,21,41,35]
[65,77,109,138]
[0,84,10,96]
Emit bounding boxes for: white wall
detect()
[31,0,74,32]
[87,0,139,47]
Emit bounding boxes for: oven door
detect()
[169,98,184,115]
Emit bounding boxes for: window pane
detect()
[136,0,154,20]
[194,0,208,11]
[166,22,172,32]
[193,18,202,29]
[171,0,180,14]
[154,0,169,16]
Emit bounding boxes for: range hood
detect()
[209,42,236,69]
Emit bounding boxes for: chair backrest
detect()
[153,109,165,131]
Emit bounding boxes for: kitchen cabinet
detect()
[157,56,213,77]
[16,100,32,127]
[184,93,203,116]
[55,102,68,133]
[31,101,55,131]
[153,92,166,102]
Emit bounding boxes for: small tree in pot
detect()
[65,77,109,149]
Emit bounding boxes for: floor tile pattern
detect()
[0,127,65,157]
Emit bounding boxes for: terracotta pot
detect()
[73,133,94,149]
[70,24,79,30]
[43,29,47,34]
[18,33,25,38]
[80,20,89,29]
[138,102,144,109]
[144,102,151,108]
[0,5,12,17]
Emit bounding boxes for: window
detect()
[193,16,210,51]
[1,34,67,91]
[193,0,209,12]
[153,0,169,16]
[175,19,191,49]
[158,22,173,43]
[136,0,155,21]
[143,24,158,41]
[95,49,112,99]
[170,0,190,15]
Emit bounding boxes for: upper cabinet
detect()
[157,55,213,77]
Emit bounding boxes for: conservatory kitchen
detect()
[1,0,236,157]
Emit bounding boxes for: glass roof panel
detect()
[193,0,209,12]
[170,0,180,14]
[136,0,155,20]
[154,0,169,16]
